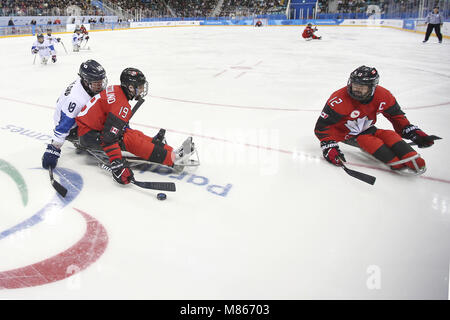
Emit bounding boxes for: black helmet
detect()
[120,67,148,100]
[307,23,312,27]
[347,65,379,102]
[78,60,107,96]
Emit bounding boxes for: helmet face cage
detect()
[87,77,108,95]
[37,34,44,43]
[136,81,149,99]
[347,66,379,102]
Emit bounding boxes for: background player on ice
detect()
[72,28,88,52]
[302,23,321,40]
[80,24,89,36]
[44,28,61,46]
[314,66,436,174]
[42,60,108,170]
[75,67,197,185]
[31,33,57,64]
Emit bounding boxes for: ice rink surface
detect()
[0,25,449,299]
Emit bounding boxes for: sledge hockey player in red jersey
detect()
[302,23,321,40]
[75,67,196,185]
[80,24,88,36]
[314,66,436,174]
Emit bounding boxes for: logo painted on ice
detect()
[0,167,108,289]
[137,164,233,197]
[1,124,52,141]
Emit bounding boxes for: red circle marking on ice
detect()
[0,208,108,289]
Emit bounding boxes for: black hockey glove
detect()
[52,55,57,63]
[57,37,61,42]
[42,144,61,169]
[402,124,434,148]
[152,128,167,146]
[32,48,39,54]
[110,159,134,185]
[321,140,346,166]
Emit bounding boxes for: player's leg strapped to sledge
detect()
[77,127,197,172]
[352,127,426,173]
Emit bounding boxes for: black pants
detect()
[79,130,127,151]
[424,23,442,41]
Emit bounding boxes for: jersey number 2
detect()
[329,97,343,107]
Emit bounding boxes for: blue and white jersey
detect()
[44,34,59,46]
[72,32,84,45]
[52,78,91,146]
[31,39,56,57]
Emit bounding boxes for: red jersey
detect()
[314,85,411,143]
[302,26,314,38]
[76,85,132,136]
[80,26,88,34]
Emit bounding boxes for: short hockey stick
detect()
[408,135,442,146]
[82,37,89,48]
[338,158,376,185]
[48,168,68,197]
[131,98,145,117]
[98,162,176,192]
[131,179,176,192]
[60,40,68,54]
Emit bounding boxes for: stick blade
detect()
[49,169,68,197]
[343,166,376,185]
[52,180,68,197]
[132,180,176,192]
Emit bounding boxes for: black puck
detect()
[157,193,167,200]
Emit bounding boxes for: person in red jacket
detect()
[314,65,435,174]
[302,23,321,40]
[76,67,195,184]
[79,24,90,43]
[80,24,88,35]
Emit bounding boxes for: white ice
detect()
[0,25,449,299]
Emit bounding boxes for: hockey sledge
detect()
[342,138,427,176]
[71,137,200,174]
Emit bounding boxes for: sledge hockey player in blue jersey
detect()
[44,28,61,46]
[42,60,108,169]
[31,33,57,64]
[72,27,88,52]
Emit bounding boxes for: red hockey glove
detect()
[110,159,134,185]
[321,140,346,166]
[402,125,434,148]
